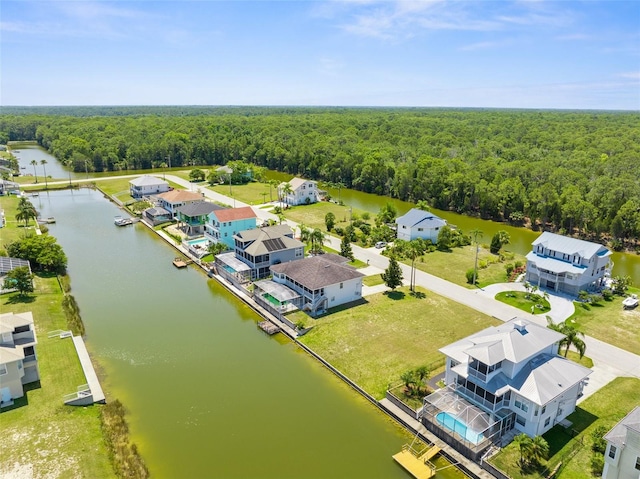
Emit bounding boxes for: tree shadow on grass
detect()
[410,290,426,299]
[543,406,598,457]
[4,294,36,305]
[385,291,405,300]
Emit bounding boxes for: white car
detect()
[375,241,387,249]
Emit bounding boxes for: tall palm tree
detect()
[16,197,38,227]
[268,179,278,202]
[310,228,327,254]
[40,159,48,189]
[407,239,426,292]
[30,160,38,183]
[281,182,293,207]
[63,159,73,186]
[513,433,532,467]
[547,318,587,358]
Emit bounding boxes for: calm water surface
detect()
[34,189,465,479]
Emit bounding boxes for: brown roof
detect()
[157,190,202,203]
[270,254,364,290]
[213,206,257,222]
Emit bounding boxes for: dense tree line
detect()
[1,107,639,243]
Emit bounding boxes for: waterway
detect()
[10,143,79,181]
[266,171,640,284]
[33,188,466,478]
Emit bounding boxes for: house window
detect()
[544,417,550,427]
[635,456,640,470]
[14,325,30,334]
[516,415,526,426]
[541,406,546,414]
[435,227,439,231]
[608,445,617,459]
[402,225,407,229]
[340,283,343,289]
[418,228,423,232]
[515,400,529,413]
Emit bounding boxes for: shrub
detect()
[591,426,608,454]
[602,289,613,301]
[466,268,477,284]
[514,260,523,269]
[590,454,604,476]
[505,263,515,276]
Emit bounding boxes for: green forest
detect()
[1,107,639,246]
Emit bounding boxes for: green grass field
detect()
[282,201,368,232]
[569,287,640,356]
[495,291,551,315]
[297,286,501,398]
[490,377,640,479]
[0,276,114,478]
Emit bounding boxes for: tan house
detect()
[155,189,204,219]
[0,312,40,406]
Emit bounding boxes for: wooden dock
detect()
[392,445,440,479]
[258,320,281,335]
[173,257,193,268]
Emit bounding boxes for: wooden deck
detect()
[392,445,440,479]
[258,320,281,335]
[173,258,193,268]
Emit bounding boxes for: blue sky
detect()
[1,1,638,109]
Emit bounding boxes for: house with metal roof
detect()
[266,254,365,316]
[156,189,205,219]
[232,225,304,280]
[129,175,170,198]
[175,201,224,236]
[422,318,591,459]
[278,177,319,206]
[525,232,612,296]
[0,312,40,406]
[395,208,447,243]
[205,206,258,249]
[602,406,640,479]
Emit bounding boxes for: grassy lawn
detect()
[323,246,368,268]
[283,201,368,232]
[297,286,501,399]
[495,291,551,315]
[407,245,527,289]
[363,275,385,287]
[0,275,114,478]
[211,181,277,205]
[569,287,640,356]
[489,377,640,479]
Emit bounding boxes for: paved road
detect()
[28,175,640,392]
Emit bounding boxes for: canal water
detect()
[34,189,466,478]
[10,143,79,181]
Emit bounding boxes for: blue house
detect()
[205,206,257,249]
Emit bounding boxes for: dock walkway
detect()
[68,336,105,405]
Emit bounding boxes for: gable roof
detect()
[176,201,223,217]
[532,232,610,259]
[271,254,364,290]
[212,206,257,223]
[280,177,315,191]
[440,318,564,365]
[396,208,446,229]
[235,226,303,256]
[157,189,203,203]
[604,406,640,447]
[129,175,168,187]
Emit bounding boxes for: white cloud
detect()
[618,72,640,80]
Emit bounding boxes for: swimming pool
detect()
[222,264,236,274]
[186,238,209,247]
[436,412,484,444]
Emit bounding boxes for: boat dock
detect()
[63,336,106,406]
[173,257,193,268]
[258,320,281,335]
[392,445,440,479]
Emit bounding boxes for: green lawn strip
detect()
[363,275,385,287]
[495,291,551,315]
[283,201,368,232]
[407,245,526,289]
[1,276,113,478]
[210,181,277,205]
[489,377,640,479]
[563,351,594,369]
[298,286,500,399]
[321,246,368,268]
[568,287,640,356]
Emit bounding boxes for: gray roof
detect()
[129,175,168,187]
[532,232,610,259]
[176,201,224,217]
[144,207,171,217]
[604,406,640,447]
[0,257,31,275]
[0,312,34,335]
[396,208,446,229]
[270,254,364,290]
[440,318,565,365]
[525,252,586,274]
[235,225,293,242]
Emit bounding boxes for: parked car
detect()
[375,241,387,249]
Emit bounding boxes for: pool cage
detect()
[421,386,510,461]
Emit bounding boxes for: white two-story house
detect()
[129,175,170,198]
[278,178,319,206]
[422,318,591,458]
[395,208,447,243]
[602,406,640,479]
[0,312,40,406]
[525,232,612,296]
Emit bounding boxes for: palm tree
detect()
[63,159,73,187]
[281,182,293,207]
[15,197,38,227]
[40,159,48,189]
[400,370,417,395]
[298,224,311,244]
[547,318,587,358]
[527,435,549,466]
[407,239,426,292]
[268,179,278,202]
[513,433,532,467]
[30,160,38,183]
[310,228,326,254]
[470,229,483,286]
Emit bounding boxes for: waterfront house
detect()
[142,206,172,226]
[205,206,257,249]
[156,189,204,219]
[129,175,170,198]
[0,312,40,406]
[278,178,319,206]
[525,232,612,295]
[422,318,591,460]
[267,254,364,316]
[395,208,447,243]
[176,201,224,237]
[232,225,304,280]
[601,406,640,479]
